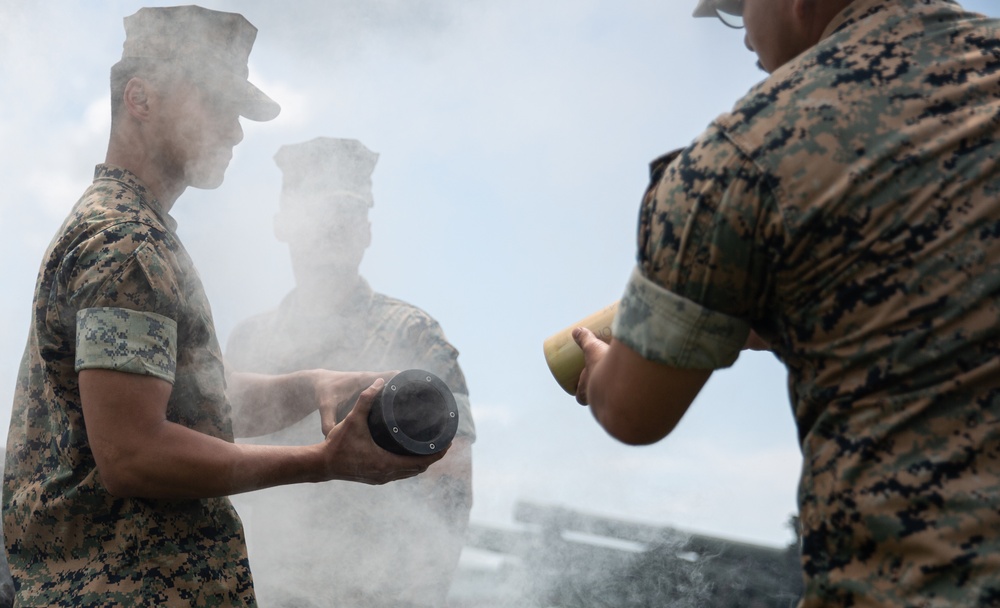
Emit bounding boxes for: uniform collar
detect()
[822,0,961,40]
[281,276,375,319]
[92,164,177,232]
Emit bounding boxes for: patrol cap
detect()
[117,5,280,122]
[275,137,379,209]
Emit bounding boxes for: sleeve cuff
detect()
[612,267,749,369]
[75,307,178,383]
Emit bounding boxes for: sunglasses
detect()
[714,0,744,29]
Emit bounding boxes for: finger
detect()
[363,460,430,485]
[360,370,396,390]
[392,460,438,481]
[348,378,385,419]
[575,375,589,406]
[319,407,337,437]
[390,468,426,482]
[393,450,447,471]
[572,326,595,349]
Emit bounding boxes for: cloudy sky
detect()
[2,0,997,549]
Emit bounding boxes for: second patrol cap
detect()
[274,137,380,208]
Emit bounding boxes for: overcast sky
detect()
[2,0,997,548]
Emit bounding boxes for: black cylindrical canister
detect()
[367,369,459,455]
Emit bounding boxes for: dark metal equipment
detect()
[368,369,459,455]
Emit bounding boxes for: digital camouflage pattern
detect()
[615,0,1000,605]
[225,282,474,607]
[3,165,256,606]
[613,265,748,369]
[76,307,178,382]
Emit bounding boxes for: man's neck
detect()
[294,271,365,311]
[105,131,186,211]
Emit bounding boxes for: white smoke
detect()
[12,0,964,603]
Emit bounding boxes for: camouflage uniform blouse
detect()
[225,282,474,607]
[613,0,1000,605]
[3,165,255,606]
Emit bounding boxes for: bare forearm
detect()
[229,369,396,438]
[101,420,324,498]
[584,347,655,442]
[584,351,624,432]
[228,370,319,437]
[581,339,711,445]
[82,370,442,499]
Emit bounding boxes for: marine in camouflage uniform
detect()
[226,138,475,608]
[228,283,475,608]
[3,8,439,608]
[4,165,256,605]
[581,0,1000,605]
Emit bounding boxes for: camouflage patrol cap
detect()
[117,5,280,122]
[274,137,380,208]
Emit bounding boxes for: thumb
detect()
[349,378,385,420]
[326,378,385,437]
[572,326,599,351]
[320,407,338,437]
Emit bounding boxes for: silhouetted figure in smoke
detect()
[226,137,476,608]
[573,0,1000,606]
[2,8,442,606]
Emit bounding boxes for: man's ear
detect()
[123,77,151,121]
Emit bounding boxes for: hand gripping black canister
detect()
[367,369,459,455]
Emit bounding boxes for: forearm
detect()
[584,345,650,441]
[101,419,324,498]
[229,369,397,438]
[82,370,442,499]
[228,370,320,437]
[581,339,711,445]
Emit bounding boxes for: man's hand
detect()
[320,378,446,485]
[230,369,396,438]
[572,326,610,406]
[314,370,397,436]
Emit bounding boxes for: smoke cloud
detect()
[21,0,990,603]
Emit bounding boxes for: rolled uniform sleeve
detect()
[65,222,186,383]
[614,267,749,368]
[75,307,178,383]
[615,128,786,369]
